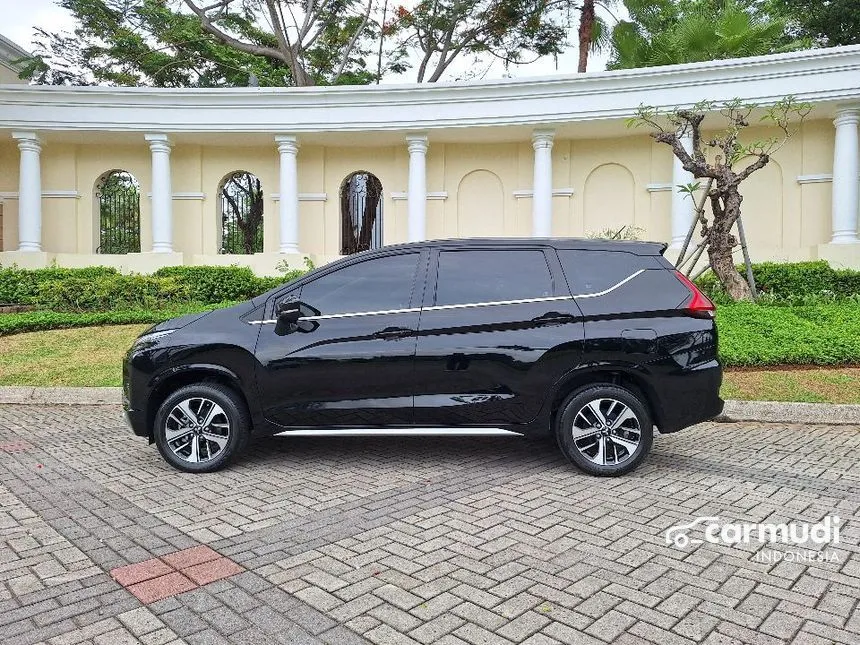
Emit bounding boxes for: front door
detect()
[255,251,425,427]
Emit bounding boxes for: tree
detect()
[184,0,382,86]
[21,0,296,86]
[629,97,811,300]
[766,0,860,47]
[383,0,572,83]
[221,171,264,254]
[608,0,802,70]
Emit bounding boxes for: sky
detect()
[0,0,614,82]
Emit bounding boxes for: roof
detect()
[0,33,30,71]
[366,237,669,256]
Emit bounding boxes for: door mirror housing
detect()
[277,301,302,325]
[274,300,320,335]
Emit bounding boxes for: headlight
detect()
[134,329,176,346]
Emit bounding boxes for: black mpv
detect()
[124,238,723,476]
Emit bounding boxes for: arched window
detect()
[219,171,264,254]
[341,171,382,255]
[96,170,141,254]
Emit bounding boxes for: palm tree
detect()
[608,1,800,70]
[577,1,615,72]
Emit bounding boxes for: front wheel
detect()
[154,383,250,473]
[556,384,653,476]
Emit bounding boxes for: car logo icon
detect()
[665,516,720,548]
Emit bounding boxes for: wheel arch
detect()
[146,364,253,441]
[547,365,663,434]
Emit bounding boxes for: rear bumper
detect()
[654,359,724,433]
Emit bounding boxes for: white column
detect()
[11,132,42,251]
[406,134,429,242]
[145,133,173,252]
[831,109,860,244]
[275,135,300,253]
[671,130,696,248]
[532,130,554,237]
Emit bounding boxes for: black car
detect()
[124,238,723,476]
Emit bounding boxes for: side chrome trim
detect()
[274,428,524,437]
[572,269,645,299]
[248,270,644,324]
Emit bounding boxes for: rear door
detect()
[412,246,584,427]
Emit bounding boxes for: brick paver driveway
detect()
[1,404,858,645]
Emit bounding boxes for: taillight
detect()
[673,271,716,318]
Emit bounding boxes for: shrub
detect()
[153,265,306,302]
[696,261,860,303]
[716,302,860,366]
[0,265,119,305]
[36,275,190,312]
[0,304,220,336]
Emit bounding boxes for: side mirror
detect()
[276,301,302,325]
[274,300,320,335]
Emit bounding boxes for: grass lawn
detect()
[0,324,147,387]
[1,325,859,403]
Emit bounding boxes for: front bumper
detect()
[124,407,150,438]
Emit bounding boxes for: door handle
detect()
[374,326,414,340]
[532,312,577,325]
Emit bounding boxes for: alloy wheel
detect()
[571,398,641,466]
[164,397,231,464]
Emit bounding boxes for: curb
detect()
[0,386,122,406]
[717,400,860,426]
[0,387,858,426]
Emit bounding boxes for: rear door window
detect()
[434,250,553,306]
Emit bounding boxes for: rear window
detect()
[434,250,553,306]
[557,250,643,295]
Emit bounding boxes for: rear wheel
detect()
[154,383,249,473]
[556,384,653,476]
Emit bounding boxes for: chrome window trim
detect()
[248,269,644,324]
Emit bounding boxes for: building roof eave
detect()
[1,45,859,135]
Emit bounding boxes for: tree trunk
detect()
[707,189,753,301]
[578,0,595,73]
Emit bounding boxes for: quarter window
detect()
[434,250,553,306]
[298,253,419,315]
[557,250,640,295]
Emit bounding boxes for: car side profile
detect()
[124,238,723,476]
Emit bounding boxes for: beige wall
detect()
[0,64,25,84]
[0,120,847,271]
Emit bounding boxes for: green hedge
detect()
[0,303,230,336]
[716,302,860,366]
[697,261,860,303]
[35,275,191,312]
[0,264,309,310]
[0,266,119,305]
[152,265,290,303]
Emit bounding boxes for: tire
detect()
[556,384,653,476]
[154,383,250,473]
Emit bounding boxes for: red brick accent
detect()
[110,545,242,604]
[161,545,221,570]
[126,572,197,604]
[184,557,245,586]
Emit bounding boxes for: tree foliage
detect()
[766,0,860,47]
[385,0,573,82]
[629,96,811,301]
[25,0,583,86]
[608,0,804,70]
[22,0,295,86]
